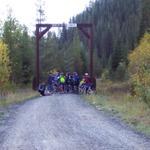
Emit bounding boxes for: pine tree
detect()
[2,13,34,84]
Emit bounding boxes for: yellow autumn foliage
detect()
[128,32,150,104]
[0,40,11,90]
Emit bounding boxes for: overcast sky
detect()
[0,0,93,32]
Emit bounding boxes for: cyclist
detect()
[47,73,54,92]
[79,78,86,94]
[59,73,66,92]
[52,72,60,92]
[83,73,92,94]
[65,72,74,92]
[38,83,46,96]
[72,72,80,93]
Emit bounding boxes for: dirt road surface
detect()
[0,94,150,150]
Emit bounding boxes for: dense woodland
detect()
[70,0,150,78]
[0,0,150,92]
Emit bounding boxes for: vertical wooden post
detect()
[35,24,40,89]
[89,26,93,78]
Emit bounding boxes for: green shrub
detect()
[115,62,128,81]
[101,69,109,81]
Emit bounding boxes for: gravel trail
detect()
[0,94,150,150]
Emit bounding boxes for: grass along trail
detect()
[0,88,39,107]
[85,80,150,136]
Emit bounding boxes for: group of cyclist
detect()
[38,71,96,96]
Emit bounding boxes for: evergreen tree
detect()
[68,0,145,78]
[20,26,34,84]
[2,14,22,83]
[2,13,34,84]
[139,0,150,37]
